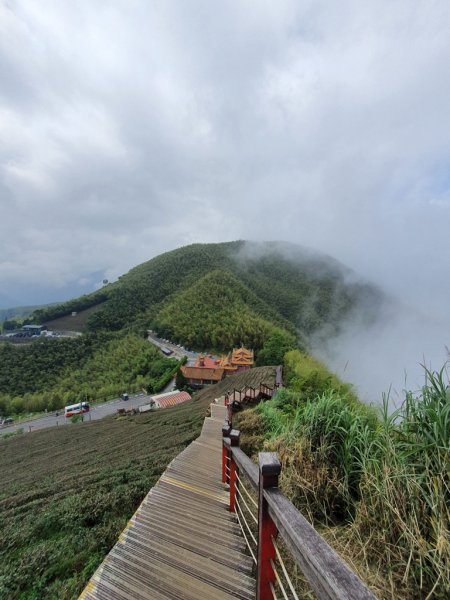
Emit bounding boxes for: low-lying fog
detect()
[312,298,449,409]
[241,240,449,408]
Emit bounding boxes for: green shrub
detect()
[255,330,296,366]
[239,356,449,598]
[284,349,357,400]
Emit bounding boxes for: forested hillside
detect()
[0,304,45,322]
[30,241,383,351]
[155,269,293,350]
[0,333,179,415]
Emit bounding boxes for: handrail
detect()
[222,425,377,600]
[224,439,259,490]
[265,488,376,600]
[225,382,276,407]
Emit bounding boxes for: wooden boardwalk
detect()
[80,402,255,600]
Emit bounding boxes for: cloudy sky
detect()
[1,1,450,397]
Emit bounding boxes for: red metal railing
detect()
[224,382,276,412]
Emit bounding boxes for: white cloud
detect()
[1,0,450,390]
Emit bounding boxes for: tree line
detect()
[0,333,179,416]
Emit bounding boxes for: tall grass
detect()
[238,359,449,598]
[354,366,449,598]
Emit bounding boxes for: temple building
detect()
[180,365,225,388]
[194,354,218,369]
[179,347,254,388]
[217,346,254,373]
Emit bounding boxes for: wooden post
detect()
[222,421,231,483]
[257,452,281,600]
[228,430,240,513]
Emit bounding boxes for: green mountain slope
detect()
[0,304,49,323]
[31,241,383,349]
[155,269,289,351]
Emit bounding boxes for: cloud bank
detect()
[312,298,450,406]
[1,0,449,396]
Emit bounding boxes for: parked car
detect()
[121,393,129,401]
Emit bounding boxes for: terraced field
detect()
[43,304,105,332]
[0,366,275,600]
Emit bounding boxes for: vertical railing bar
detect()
[222,421,231,484]
[228,430,240,513]
[257,452,282,600]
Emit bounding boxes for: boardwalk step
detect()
[81,401,256,599]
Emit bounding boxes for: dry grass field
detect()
[0,366,275,600]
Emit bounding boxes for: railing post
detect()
[228,429,240,513]
[222,421,231,483]
[257,452,281,600]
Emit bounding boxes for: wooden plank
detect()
[113,539,255,598]
[81,403,256,599]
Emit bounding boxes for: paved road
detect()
[147,331,198,365]
[0,392,167,437]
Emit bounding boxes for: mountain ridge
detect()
[31,240,384,351]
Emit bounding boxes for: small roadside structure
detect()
[139,390,191,413]
[152,390,191,408]
[22,324,46,334]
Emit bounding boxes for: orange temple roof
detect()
[231,347,254,365]
[181,366,225,382]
